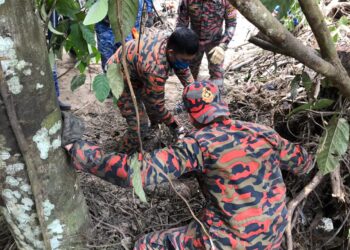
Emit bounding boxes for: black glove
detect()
[61,111,85,146]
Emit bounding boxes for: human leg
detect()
[117,81,149,153]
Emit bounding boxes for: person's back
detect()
[187,118,312,248]
[110,32,171,80]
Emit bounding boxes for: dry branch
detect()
[229,0,350,97]
[330,166,346,202]
[286,170,324,250]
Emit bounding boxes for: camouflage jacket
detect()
[109,33,194,125]
[176,0,237,46]
[69,119,312,249]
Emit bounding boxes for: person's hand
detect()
[209,45,225,65]
[61,111,85,148]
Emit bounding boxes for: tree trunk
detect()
[0,1,90,249]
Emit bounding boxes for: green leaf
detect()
[338,16,349,26]
[107,63,124,100]
[301,72,312,93]
[332,32,339,43]
[317,116,349,174]
[67,23,89,57]
[260,0,295,18]
[55,0,80,19]
[75,60,87,73]
[83,0,109,25]
[287,99,334,118]
[290,74,301,100]
[93,74,110,102]
[85,0,96,9]
[71,74,86,91]
[108,0,138,43]
[130,154,147,203]
[79,24,96,47]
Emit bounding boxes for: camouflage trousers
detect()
[116,80,158,154]
[190,40,224,91]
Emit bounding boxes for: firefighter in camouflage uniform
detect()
[62,80,313,250]
[107,28,198,153]
[176,0,237,93]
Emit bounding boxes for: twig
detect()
[0,67,52,249]
[43,0,58,36]
[225,56,258,73]
[330,166,346,202]
[286,170,324,250]
[152,163,216,249]
[57,65,75,79]
[116,0,144,153]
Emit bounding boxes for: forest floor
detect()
[52,12,350,250]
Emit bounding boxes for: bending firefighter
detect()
[62,80,313,249]
[107,28,198,153]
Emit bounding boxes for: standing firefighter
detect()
[107,28,198,153]
[62,81,313,249]
[176,0,237,93]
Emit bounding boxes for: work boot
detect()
[58,99,71,111]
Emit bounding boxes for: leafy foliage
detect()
[55,0,81,19]
[329,16,350,43]
[71,74,86,91]
[38,0,139,102]
[260,0,294,18]
[316,116,349,174]
[93,74,110,102]
[107,63,124,100]
[283,1,303,31]
[287,99,334,118]
[290,74,301,100]
[301,72,312,93]
[79,24,96,47]
[130,154,147,203]
[83,0,109,25]
[108,0,138,42]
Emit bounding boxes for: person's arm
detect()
[176,0,190,28]
[68,137,203,187]
[145,0,153,13]
[219,1,238,48]
[277,136,313,175]
[174,67,194,87]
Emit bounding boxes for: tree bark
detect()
[0,1,90,249]
[229,0,350,97]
